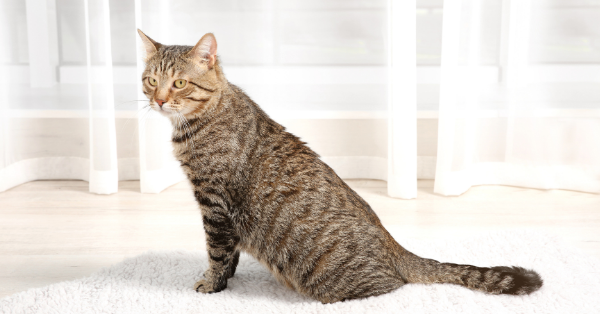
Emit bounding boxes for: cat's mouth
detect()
[154,104,174,116]
[152,101,175,116]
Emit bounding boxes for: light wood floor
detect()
[0,179,599,299]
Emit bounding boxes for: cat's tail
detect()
[395,250,543,295]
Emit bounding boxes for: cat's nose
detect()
[155,99,166,107]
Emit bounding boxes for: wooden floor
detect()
[0,179,599,298]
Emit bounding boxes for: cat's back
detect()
[228,86,389,237]
[225,83,383,225]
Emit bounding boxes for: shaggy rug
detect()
[1,231,599,314]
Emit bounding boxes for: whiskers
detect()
[114,99,195,157]
[137,104,154,127]
[114,99,154,111]
[115,99,155,126]
[114,100,155,147]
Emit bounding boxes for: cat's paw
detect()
[194,279,213,293]
[194,279,227,294]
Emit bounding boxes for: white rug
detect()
[1,231,599,314]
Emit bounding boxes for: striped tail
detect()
[398,252,543,295]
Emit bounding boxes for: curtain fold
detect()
[387,0,417,199]
[84,0,118,194]
[435,0,463,196]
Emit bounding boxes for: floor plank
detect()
[0,179,599,299]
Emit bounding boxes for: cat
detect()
[137,29,543,303]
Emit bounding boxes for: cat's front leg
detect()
[194,209,240,294]
[224,250,240,279]
[195,249,240,293]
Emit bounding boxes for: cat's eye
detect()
[174,79,187,88]
[148,77,158,86]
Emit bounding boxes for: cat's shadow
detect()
[98,251,314,304]
[223,272,312,304]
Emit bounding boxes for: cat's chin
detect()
[159,109,198,122]
[153,107,178,117]
[157,110,172,117]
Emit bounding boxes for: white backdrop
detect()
[1,0,599,197]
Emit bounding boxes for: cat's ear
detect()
[137,29,162,60]
[188,33,217,69]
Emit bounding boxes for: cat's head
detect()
[137,29,225,119]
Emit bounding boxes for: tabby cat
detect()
[137,30,543,303]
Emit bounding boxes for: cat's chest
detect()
[171,139,237,177]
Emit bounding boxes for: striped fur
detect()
[138,30,543,303]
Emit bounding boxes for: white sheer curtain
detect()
[388,0,417,199]
[1,0,415,196]
[85,0,118,194]
[2,0,598,197]
[0,0,119,194]
[435,0,600,195]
